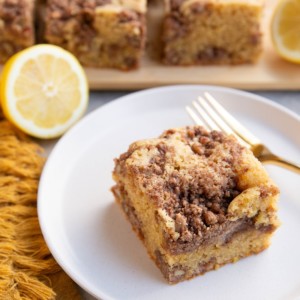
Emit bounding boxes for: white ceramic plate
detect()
[38,86,300,300]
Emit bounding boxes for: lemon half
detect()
[0,44,88,139]
[271,0,300,63]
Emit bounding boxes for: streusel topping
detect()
[47,0,145,17]
[114,126,244,242]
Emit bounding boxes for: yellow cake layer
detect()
[112,126,279,283]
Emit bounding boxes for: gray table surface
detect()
[88,90,300,115]
[44,89,300,300]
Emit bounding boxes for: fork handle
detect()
[261,154,300,174]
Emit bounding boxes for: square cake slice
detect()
[112,126,279,283]
[0,0,35,64]
[162,0,264,65]
[44,0,147,70]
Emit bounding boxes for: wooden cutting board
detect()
[85,0,300,91]
[0,0,298,91]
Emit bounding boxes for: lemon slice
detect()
[0,44,88,139]
[271,0,300,63]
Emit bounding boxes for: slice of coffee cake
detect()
[44,0,147,70]
[0,0,35,64]
[162,0,264,65]
[112,126,279,283]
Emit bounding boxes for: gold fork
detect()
[186,92,300,174]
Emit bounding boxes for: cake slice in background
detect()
[0,0,35,63]
[112,126,280,283]
[162,0,264,65]
[44,0,147,70]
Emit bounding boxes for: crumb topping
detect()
[114,126,244,243]
[47,0,145,18]
[0,0,34,36]
[47,0,111,19]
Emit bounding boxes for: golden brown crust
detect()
[113,177,277,283]
[44,0,146,70]
[114,126,246,242]
[112,126,280,283]
[0,0,35,63]
[163,0,264,65]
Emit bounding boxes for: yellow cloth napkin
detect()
[0,117,82,299]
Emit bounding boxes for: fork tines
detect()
[186,92,261,147]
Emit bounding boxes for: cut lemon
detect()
[0,44,88,139]
[271,0,300,63]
